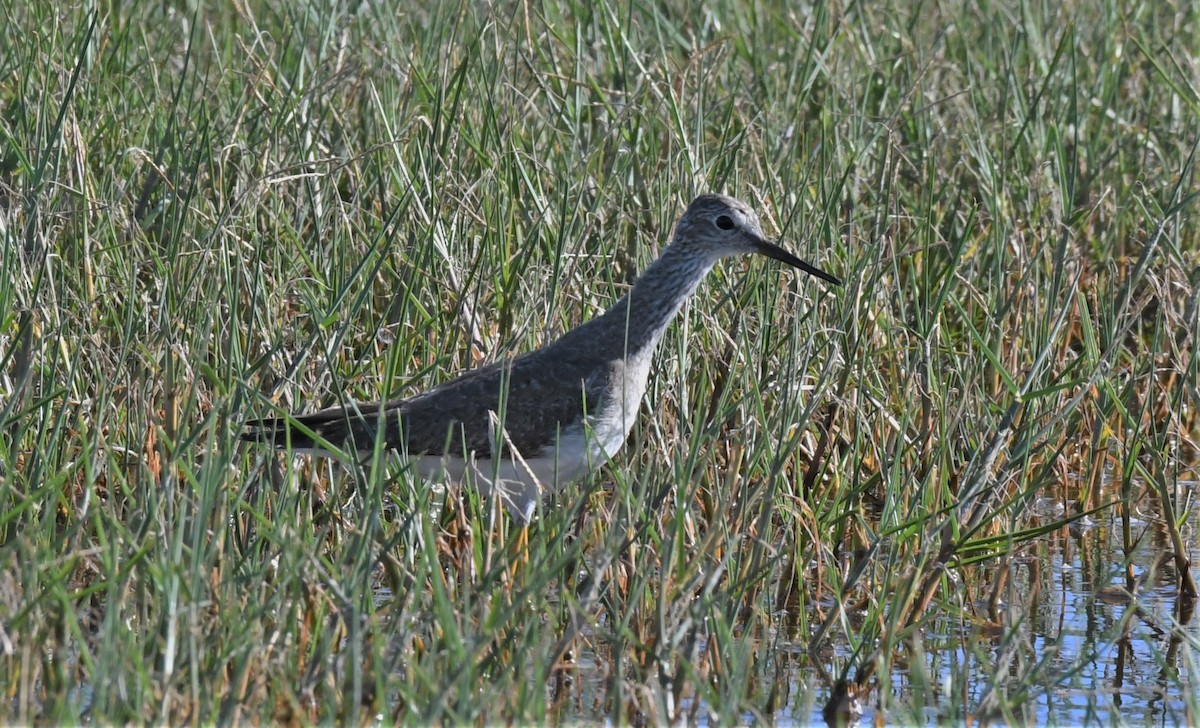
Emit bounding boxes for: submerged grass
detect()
[2,0,1198,723]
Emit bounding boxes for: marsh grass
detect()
[2,0,1198,723]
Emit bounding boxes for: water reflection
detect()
[550,480,1199,725]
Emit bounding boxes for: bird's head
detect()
[672,193,841,286]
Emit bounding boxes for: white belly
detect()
[415,420,628,524]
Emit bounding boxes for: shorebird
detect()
[243,194,840,522]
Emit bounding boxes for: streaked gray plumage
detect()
[243,193,840,521]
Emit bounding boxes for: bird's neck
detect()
[595,243,719,357]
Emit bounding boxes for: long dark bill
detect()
[753,237,842,287]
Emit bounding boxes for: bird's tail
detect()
[240,403,389,454]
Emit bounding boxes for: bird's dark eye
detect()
[715,215,735,230]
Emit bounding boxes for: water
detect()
[798,486,1198,725]
[551,479,1200,725]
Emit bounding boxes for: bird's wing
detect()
[242,351,607,458]
[388,350,606,457]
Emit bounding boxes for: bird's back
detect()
[243,343,612,461]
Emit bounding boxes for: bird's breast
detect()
[583,352,654,458]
